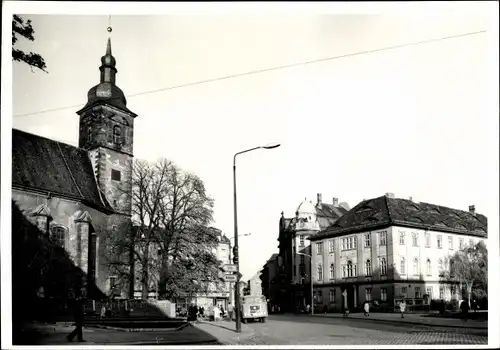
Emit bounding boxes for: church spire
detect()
[99,37,117,84]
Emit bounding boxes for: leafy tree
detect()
[12,15,47,72]
[441,240,488,307]
[103,158,222,301]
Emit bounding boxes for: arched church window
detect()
[51,226,67,248]
[113,125,122,145]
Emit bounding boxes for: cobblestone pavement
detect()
[204,315,488,345]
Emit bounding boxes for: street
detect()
[210,314,488,345]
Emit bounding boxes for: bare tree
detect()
[12,15,47,72]
[441,240,488,307]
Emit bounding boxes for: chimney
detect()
[469,205,476,215]
[332,197,339,207]
[317,193,322,206]
[385,192,395,198]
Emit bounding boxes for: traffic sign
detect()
[223,274,238,282]
[223,264,237,273]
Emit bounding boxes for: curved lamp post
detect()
[233,143,280,333]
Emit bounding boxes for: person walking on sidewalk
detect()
[67,288,86,343]
[460,299,469,322]
[227,302,234,321]
[399,300,406,319]
[363,301,370,317]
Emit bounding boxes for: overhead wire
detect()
[13,29,487,118]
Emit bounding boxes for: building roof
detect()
[316,202,348,221]
[12,129,114,214]
[309,195,487,241]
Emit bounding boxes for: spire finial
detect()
[106,37,112,55]
[107,14,112,33]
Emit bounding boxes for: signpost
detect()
[223,264,238,273]
[223,274,238,282]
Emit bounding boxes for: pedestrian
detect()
[227,302,234,320]
[323,305,327,314]
[460,299,469,322]
[363,301,370,317]
[306,304,311,314]
[200,306,205,319]
[213,305,220,321]
[67,288,85,342]
[220,305,225,319]
[399,300,406,319]
[100,304,106,319]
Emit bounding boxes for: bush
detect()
[445,299,459,311]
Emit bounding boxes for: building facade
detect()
[309,193,488,312]
[276,194,349,312]
[12,37,135,295]
[176,228,233,310]
[246,273,263,297]
[260,254,279,309]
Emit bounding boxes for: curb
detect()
[86,322,190,333]
[192,320,256,339]
[310,314,488,330]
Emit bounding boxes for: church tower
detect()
[77,37,137,219]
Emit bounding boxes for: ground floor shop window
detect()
[380,288,387,302]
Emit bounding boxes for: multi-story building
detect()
[260,254,279,309]
[276,194,349,312]
[247,273,263,297]
[175,227,233,310]
[308,193,488,312]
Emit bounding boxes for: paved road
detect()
[236,314,488,345]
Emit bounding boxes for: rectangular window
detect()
[109,276,117,291]
[317,291,323,303]
[426,287,433,299]
[364,233,371,247]
[299,235,305,247]
[111,169,121,181]
[425,233,431,247]
[437,235,443,249]
[329,289,336,304]
[448,236,453,250]
[415,287,421,299]
[450,286,456,297]
[299,264,305,276]
[439,287,444,299]
[365,288,372,302]
[412,232,419,246]
[399,232,405,245]
[379,231,387,246]
[381,288,388,302]
[300,255,305,265]
[341,236,357,250]
[316,242,323,254]
[401,287,407,295]
[328,239,334,253]
[459,238,464,250]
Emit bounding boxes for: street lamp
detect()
[297,252,314,315]
[233,143,280,333]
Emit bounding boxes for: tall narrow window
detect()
[316,242,323,255]
[415,287,421,299]
[437,235,443,249]
[399,232,405,245]
[400,257,406,275]
[300,255,305,265]
[365,288,372,301]
[329,263,335,279]
[380,257,387,276]
[425,232,431,247]
[364,233,371,247]
[365,259,372,276]
[87,125,92,143]
[381,288,388,301]
[346,260,356,277]
[439,287,444,299]
[329,289,336,304]
[379,231,387,246]
[426,259,432,275]
[448,236,453,250]
[317,264,323,281]
[412,232,419,246]
[413,257,419,275]
[328,239,334,253]
[51,226,66,248]
[459,238,464,250]
[113,125,122,145]
[299,235,305,247]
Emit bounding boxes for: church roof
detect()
[309,195,488,241]
[12,129,115,214]
[316,202,348,220]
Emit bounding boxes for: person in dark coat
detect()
[67,288,86,342]
[461,299,469,322]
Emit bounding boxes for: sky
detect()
[3,2,499,284]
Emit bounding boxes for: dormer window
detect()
[113,125,122,145]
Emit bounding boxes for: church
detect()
[12,37,136,295]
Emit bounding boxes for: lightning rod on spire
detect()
[107,15,112,33]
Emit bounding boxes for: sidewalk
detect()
[311,312,488,329]
[13,321,219,345]
[191,319,259,345]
